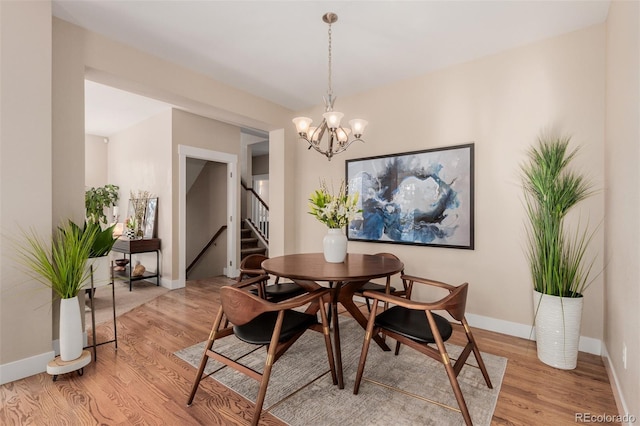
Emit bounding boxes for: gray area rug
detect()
[176,317,507,425]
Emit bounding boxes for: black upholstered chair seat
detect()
[374,306,452,344]
[234,310,318,345]
[358,281,397,294]
[250,281,307,302]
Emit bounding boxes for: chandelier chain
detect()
[327,22,333,98]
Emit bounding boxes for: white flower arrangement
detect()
[308,180,361,229]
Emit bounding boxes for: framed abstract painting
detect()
[345,143,474,249]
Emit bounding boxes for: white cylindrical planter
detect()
[323,228,348,263]
[533,290,584,370]
[59,296,84,361]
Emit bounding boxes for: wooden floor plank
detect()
[0,276,620,425]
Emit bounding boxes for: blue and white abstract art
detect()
[345,143,474,249]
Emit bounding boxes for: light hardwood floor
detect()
[1,277,620,425]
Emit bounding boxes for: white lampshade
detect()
[322,111,344,129]
[308,126,320,142]
[292,117,313,134]
[336,127,351,143]
[349,119,368,137]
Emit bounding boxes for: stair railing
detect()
[186,225,227,278]
[241,181,269,242]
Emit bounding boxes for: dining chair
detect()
[237,254,306,302]
[187,274,337,426]
[354,252,407,311]
[353,274,493,426]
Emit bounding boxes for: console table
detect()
[112,238,161,291]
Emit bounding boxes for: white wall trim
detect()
[601,344,634,422]
[0,350,55,385]
[466,312,602,355]
[178,145,238,288]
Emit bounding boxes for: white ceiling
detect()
[55,0,611,137]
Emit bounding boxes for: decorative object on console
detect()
[309,180,360,263]
[127,190,158,239]
[124,217,137,240]
[292,12,368,161]
[132,261,146,277]
[346,143,474,249]
[114,258,129,272]
[521,134,598,370]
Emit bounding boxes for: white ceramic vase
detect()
[532,290,584,370]
[59,296,84,361]
[323,228,348,263]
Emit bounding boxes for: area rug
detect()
[176,317,507,425]
[85,280,169,327]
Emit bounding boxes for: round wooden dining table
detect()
[261,252,404,389]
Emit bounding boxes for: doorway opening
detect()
[179,145,238,288]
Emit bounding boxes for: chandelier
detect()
[292,12,368,161]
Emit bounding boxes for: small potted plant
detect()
[85,184,119,226]
[124,217,137,240]
[309,180,360,263]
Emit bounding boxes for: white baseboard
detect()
[465,313,602,355]
[0,350,55,385]
[601,344,635,423]
[161,277,184,290]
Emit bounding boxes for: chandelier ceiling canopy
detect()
[292,12,368,161]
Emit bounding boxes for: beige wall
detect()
[186,161,228,279]
[0,0,54,374]
[252,154,269,176]
[172,109,242,279]
[107,110,172,281]
[293,25,606,340]
[604,0,640,416]
[85,134,109,188]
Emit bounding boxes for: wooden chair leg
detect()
[187,307,224,405]
[430,314,472,426]
[442,355,473,426]
[249,311,285,426]
[462,319,493,388]
[365,297,372,312]
[319,299,338,385]
[252,359,274,426]
[353,304,379,394]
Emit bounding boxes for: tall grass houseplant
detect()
[17,222,99,361]
[521,135,597,369]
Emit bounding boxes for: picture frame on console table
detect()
[345,143,474,250]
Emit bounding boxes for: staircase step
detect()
[241,247,267,258]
